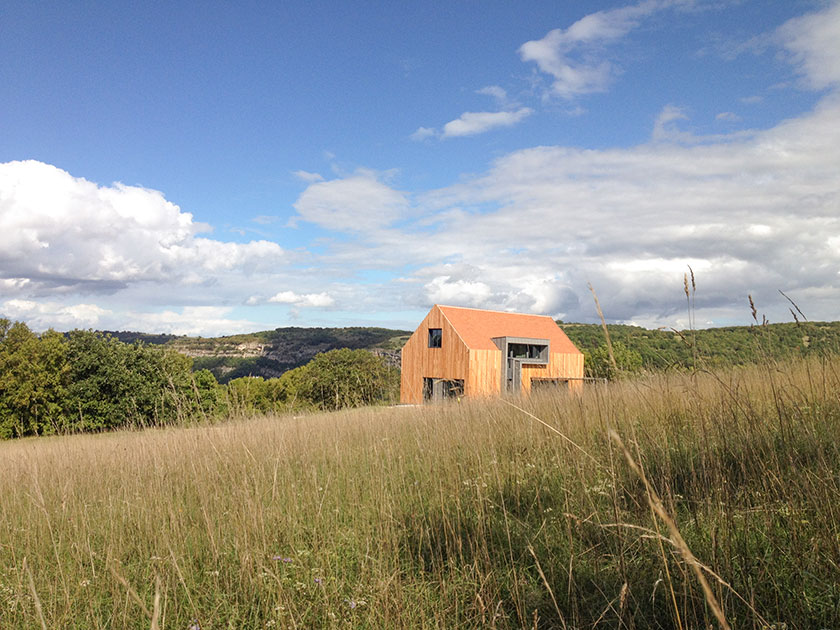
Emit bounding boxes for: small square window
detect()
[428,328,442,348]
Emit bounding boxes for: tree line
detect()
[564,320,840,378]
[0,319,399,439]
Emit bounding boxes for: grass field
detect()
[2,355,839,629]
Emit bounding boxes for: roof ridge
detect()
[436,304,555,319]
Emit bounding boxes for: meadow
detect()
[1,354,839,629]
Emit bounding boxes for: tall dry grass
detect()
[1,355,839,628]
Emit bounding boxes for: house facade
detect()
[400,305,584,404]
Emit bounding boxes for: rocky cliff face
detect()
[173,341,266,358]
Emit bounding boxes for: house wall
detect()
[466,349,503,397]
[400,306,470,404]
[520,351,585,393]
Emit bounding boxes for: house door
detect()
[423,377,465,402]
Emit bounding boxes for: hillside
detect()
[105,326,411,383]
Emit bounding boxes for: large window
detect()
[428,328,442,348]
[507,342,548,363]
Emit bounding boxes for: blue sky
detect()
[1,0,839,335]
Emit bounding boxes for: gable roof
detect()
[437,305,581,354]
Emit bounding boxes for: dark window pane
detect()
[428,328,442,348]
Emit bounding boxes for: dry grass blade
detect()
[109,562,153,619]
[589,282,617,373]
[150,575,162,630]
[779,290,807,321]
[608,429,732,630]
[22,557,47,630]
[499,398,602,468]
[527,544,567,630]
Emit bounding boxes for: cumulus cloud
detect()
[777,1,840,91]
[266,291,335,308]
[0,300,260,336]
[441,108,533,138]
[0,160,308,334]
[292,169,409,232]
[413,106,532,141]
[120,307,258,336]
[519,1,669,98]
[1,299,110,330]
[424,276,492,307]
[0,160,287,294]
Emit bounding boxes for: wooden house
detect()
[400,304,584,404]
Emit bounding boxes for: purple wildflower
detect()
[313,577,322,584]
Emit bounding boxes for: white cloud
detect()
[410,126,438,141]
[293,170,325,182]
[441,108,533,138]
[1,299,110,330]
[424,276,492,307]
[777,1,840,91]
[266,291,335,308]
[292,169,409,232]
[414,106,532,141]
[0,160,288,293]
[0,278,30,293]
[651,105,751,144]
[652,104,690,141]
[121,307,258,336]
[476,85,508,104]
[518,1,668,98]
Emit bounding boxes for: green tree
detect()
[191,369,223,417]
[0,321,69,437]
[584,341,643,380]
[293,348,398,411]
[64,330,197,431]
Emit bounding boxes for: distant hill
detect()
[104,327,411,383]
[560,320,840,370]
[102,319,840,383]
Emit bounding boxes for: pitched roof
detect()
[437,305,581,353]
